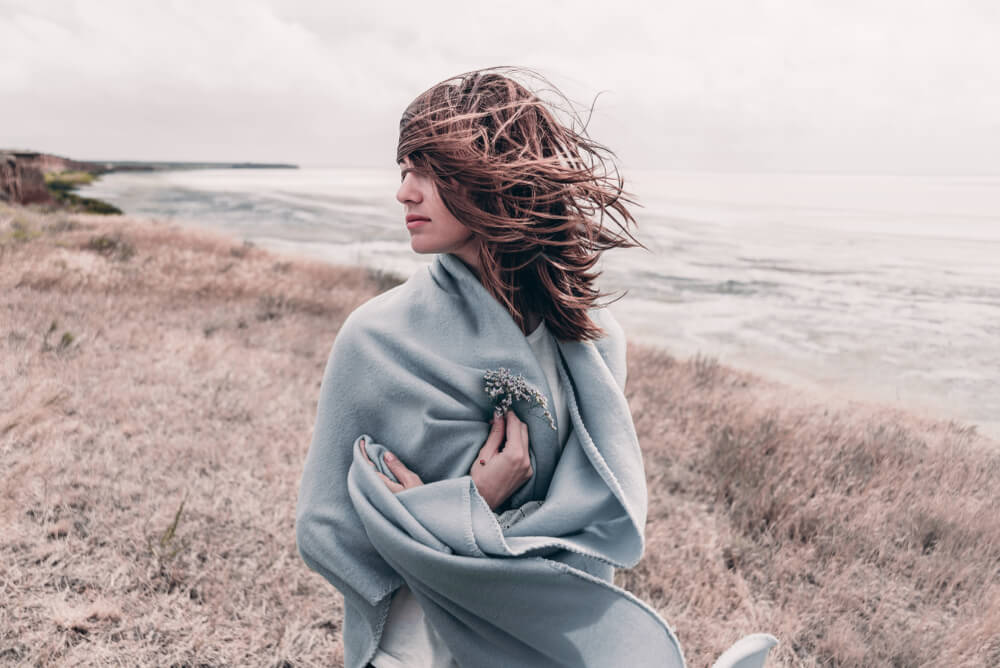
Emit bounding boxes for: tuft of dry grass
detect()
[619,344,1000,667]
[1,203,375,666]
[2,202,997,666]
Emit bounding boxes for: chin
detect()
[409,238,440,255]
[409,234,474,258]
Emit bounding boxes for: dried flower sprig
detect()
[483,366,557,430]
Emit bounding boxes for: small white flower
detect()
[483,366,557,430]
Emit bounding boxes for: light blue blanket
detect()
[295,252,776,667]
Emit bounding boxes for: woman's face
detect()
[396,156,478,263]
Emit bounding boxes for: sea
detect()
[76,167,1000,439]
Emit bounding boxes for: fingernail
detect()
[385,452,395,461]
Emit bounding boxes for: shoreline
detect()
[239,228,1000,444]
[623,329,1000,444]
[70,164,1000,442]
[0,149,298,213]
[2,203,998,666]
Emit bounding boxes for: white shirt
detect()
[371,318,569,668]
[370,584,458,668]
[525,318,570,450]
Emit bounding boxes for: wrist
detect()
[482,488,500,511]
[472,477,499,510]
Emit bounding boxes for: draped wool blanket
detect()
[295,252,776,668]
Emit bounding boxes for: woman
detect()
[295,66,776,668]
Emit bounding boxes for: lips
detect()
[406,214,430,230]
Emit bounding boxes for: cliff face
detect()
[25,151,102,174]
[0,152,53,205]
[0,151,103,205]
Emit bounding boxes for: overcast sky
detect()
[2,0,998,173]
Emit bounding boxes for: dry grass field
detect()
[2,203,998,666]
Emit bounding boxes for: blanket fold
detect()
[296,251,773,667]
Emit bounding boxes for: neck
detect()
[450,247,482,280]
[524,311,541,333]
[447,251,538,334]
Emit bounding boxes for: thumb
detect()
[478,412,506,460]
[384,451,422,488]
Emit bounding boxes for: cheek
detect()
[442,215,473,242]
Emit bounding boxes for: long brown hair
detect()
[397,66,647,342]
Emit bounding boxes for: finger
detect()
[360,440,403,492]
[384,452,422,488]
[377,470,405,493]
[360,439,374,465]
[477,413,506,461]
[521,422,532,466]
[504,408,523,447]
[504,410,524,457]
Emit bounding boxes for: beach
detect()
[2,203,999,666]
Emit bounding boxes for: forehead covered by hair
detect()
[395,68,561,175]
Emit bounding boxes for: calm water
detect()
[78,168,1000,438]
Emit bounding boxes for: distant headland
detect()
[85,159,300,172]
[0,149,297,212]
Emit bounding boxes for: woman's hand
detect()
[359,438,423,493]
[359,409,532,508]
[470,410,533,511]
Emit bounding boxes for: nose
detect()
[396,173,423,205]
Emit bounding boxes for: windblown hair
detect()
[397,66,647,342]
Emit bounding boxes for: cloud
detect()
[2,0,998,171]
